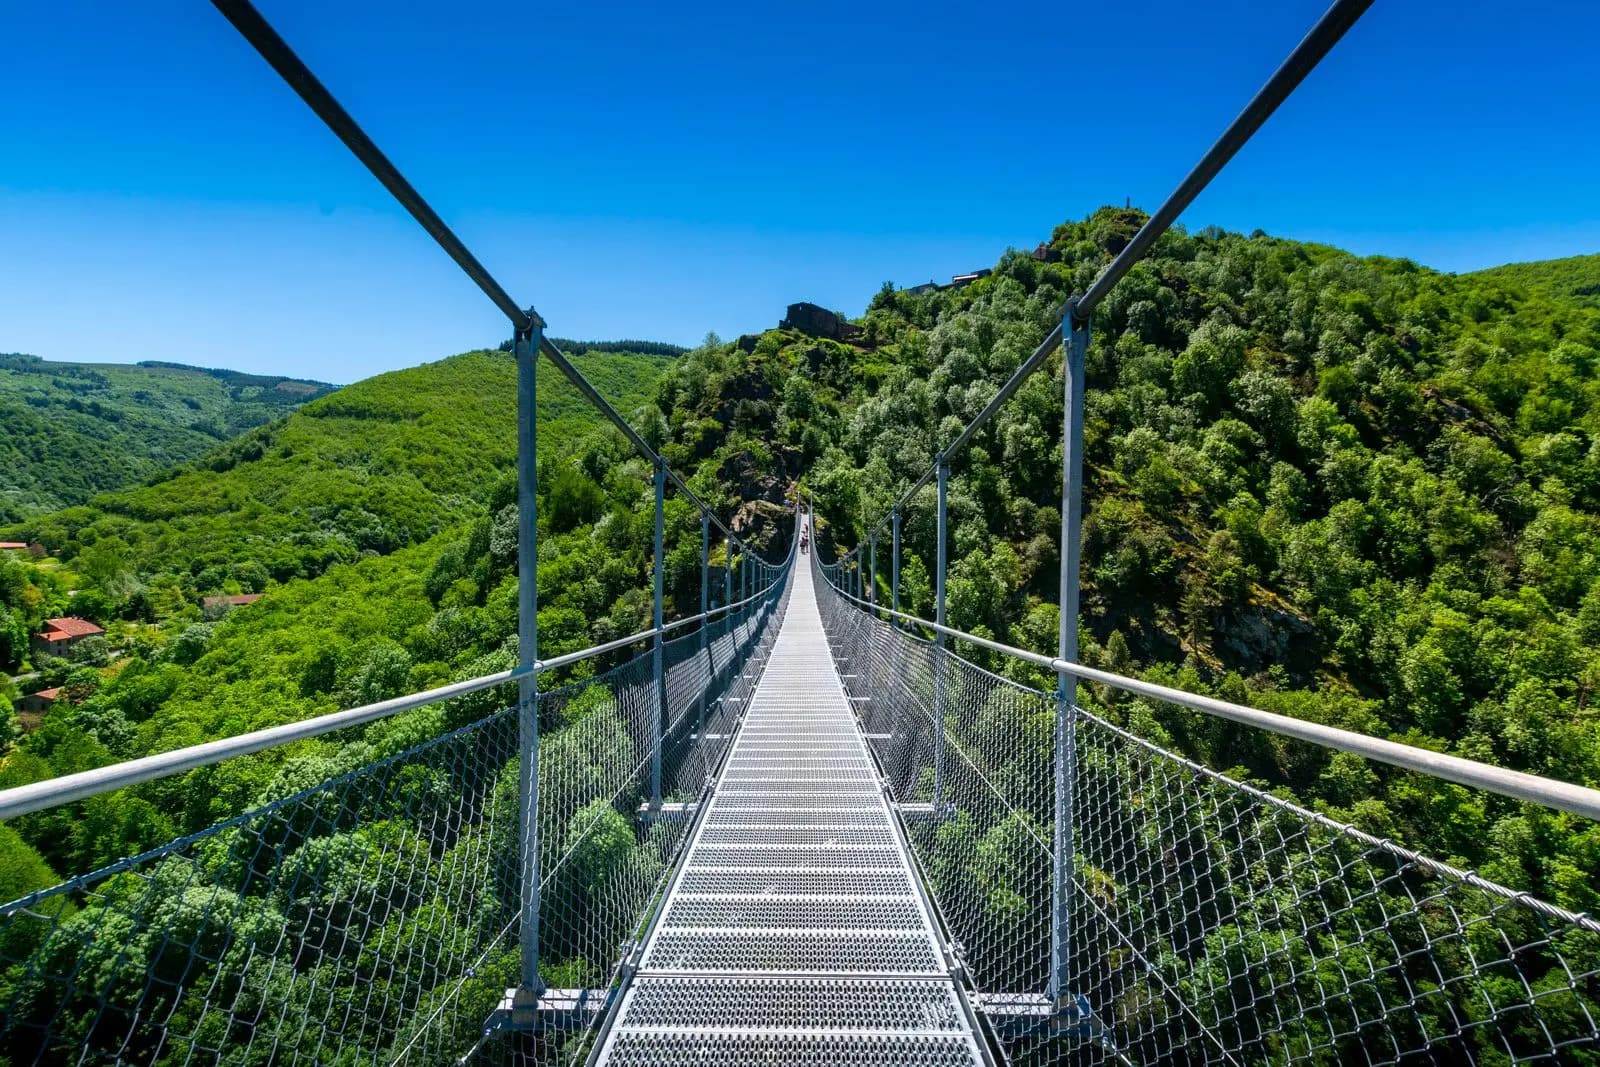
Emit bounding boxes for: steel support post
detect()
[891,511,901,620]
[869,533,877,609]
[513,315,545,1006]
[700,514,710,624]
[1052,313,1090,1002]
[698,512,710,772]
[933,459,949,808]
[650,461,666,809]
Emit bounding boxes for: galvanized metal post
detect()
[513,313,545,1006]
[869,533,877,608]
[700,514,710,626]
[934,459,948,809]
[650,461,666,809]
[699,512,710,762]
[694,518,707,627]
[1052,312,1090,1003]
[891,511,900,619]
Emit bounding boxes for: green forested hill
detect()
[0,353,336,522]
[5,219,1600,1063]
[0,343,693,874]
[5,215,1600,945]
[650,210,1600,916]
[7,347,677,598]
[1470,252,1600,309]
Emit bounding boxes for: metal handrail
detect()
[816,572,1600,824]
[0,559,794,822]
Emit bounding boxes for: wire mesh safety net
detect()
[0,573,791,1067]
[814,553,1600,1066]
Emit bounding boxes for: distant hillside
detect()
[1469,252,1600,309]
[549,338,689,359]
[0,341,690,878]
[6,346,675,589]
[0,354,337,521]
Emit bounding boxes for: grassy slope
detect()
[0,354,336,521]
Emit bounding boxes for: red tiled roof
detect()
[39,617,104,639]
[0,542,27,550]
[34,688,62,701]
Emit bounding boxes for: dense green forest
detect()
[2,213,1599,1062]
[1471,252,1600,310]
[0,354,335,522]
[633,211,1600,921]
[534,337,689,359]
[769,211,1600,921]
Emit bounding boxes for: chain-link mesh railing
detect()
[0,573,790,1067]
[814,555,1600,1066]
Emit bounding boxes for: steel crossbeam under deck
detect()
[594,561,989,1065]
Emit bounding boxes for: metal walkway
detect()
[595,556,986,1065]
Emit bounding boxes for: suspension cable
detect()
[209,0,772,561]
[857,0,1374,545]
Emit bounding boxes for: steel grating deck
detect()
[595,560,986,1065]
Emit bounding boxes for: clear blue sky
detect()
[4,0,1597,383]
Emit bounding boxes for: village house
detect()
[18,687,63,716]
[30,616,105,660]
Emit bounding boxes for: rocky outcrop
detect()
[1213,603,1319,680]
[780,302,860,341]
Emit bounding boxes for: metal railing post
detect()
[934,459,948,809]
[891,510,900,621]
[513,312,545,1008]
[1052,311,1089,1003]
[698,511,710,773]
[650,461,666,809]
[700,514,710,624]
[869,533,877,609]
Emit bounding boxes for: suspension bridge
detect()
[3,0,1599,1063]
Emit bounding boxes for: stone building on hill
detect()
[31,617,104,660]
